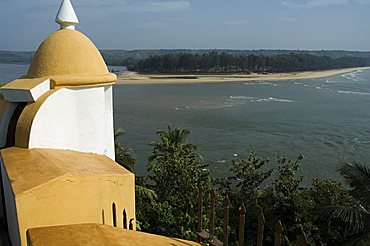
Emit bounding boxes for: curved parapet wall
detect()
[15,86,115,159]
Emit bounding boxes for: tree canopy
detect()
[129,126,364,245]
[130,51,370,74]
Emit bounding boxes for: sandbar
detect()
[116,67,370,85]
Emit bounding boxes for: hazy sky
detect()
[1,0,370,51]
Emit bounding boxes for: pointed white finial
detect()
[55,0,79,30]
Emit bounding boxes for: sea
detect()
[1,63,370,183]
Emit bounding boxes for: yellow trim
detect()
[49,73,116,88]
[2,78,48,90]
[53,82,115,89]
[15,90,56,148]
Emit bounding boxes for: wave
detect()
[229,96,255,100]
[337,90,370,96]
[244,81,277,86]
[261,82,278,86]
[326,78,342,83]
[229,96,293,103]
[341,71,362,82]
[354,138,370,144]
[256,97,293,103]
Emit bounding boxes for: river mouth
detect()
[113,69,370,184]
[1,63,370,184]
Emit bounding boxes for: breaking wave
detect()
[341,71,362,82]
[244,81,278,86]
[337,90,370,96]
[229,96,292,103]
[255,97,293,103]
[229,96,255,100]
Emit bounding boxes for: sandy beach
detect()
[116,67,370,85]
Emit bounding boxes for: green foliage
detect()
[319,162,370,245]
[214,151,357,245]
[148,126,208,207]
[138,126,210,240]
[339,162,370,207]
[231,150,272,199]
[122,127,359,245]
[274,155,303,196]
[114,129,136,172]
[114,128,157,230]
[132,51,370,74]
[4,49,370,66]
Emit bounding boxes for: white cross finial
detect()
[55,0,79,30]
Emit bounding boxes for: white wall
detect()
[104,86,115,160]
[1,162,21,246]
[28,86,115,159]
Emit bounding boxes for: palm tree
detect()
[321,162,370,245]
[114,129,136,173]
[148,126,208,212]
[148,126,200,164]
[114,129,157,202]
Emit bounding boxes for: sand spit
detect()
[116,67,370,85]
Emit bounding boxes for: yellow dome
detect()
[26,29,116,87]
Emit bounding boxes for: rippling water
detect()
[2,64,370,182]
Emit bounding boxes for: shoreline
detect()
[116,67,370,85]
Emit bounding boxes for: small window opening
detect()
[123,209,127,229]
[112,203,117,227]
[129,218,134,230]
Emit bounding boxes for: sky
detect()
[0,0,370,51]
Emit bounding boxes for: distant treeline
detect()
[0,51,35,64]
[100,49,370,66]
[130,52,370,74]
[2,49,370,67]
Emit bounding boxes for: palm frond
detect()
[339,162,370,185]
[340,230,370,246]
[338,162,370,204]
[114,129,137,172]
[320,205,368,234]
[115,146,136,172]
[114,129,126,139]
[136,185,158,201]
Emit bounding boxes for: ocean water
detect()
[2,64,370,182]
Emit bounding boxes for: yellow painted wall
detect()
[15,174,135,245]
